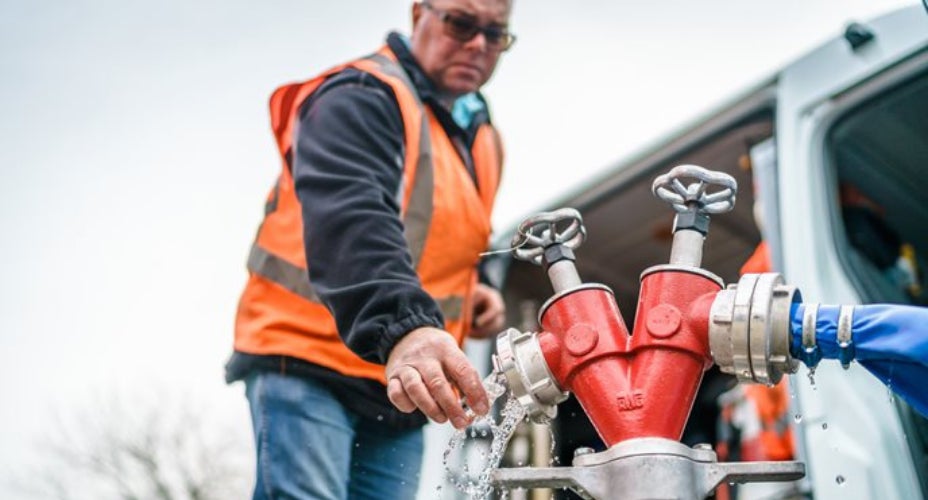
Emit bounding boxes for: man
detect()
[225,1,514,498]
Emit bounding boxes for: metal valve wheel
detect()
[651,164,737,214]
[511,208,586,266]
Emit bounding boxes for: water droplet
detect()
[822,423,828,430]
[836,475,846,485]
[794,413,803,423]
[354,442,360,448]
[887,362,896,400]
[376,415,384,421]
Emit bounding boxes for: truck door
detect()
[773,7,928,499]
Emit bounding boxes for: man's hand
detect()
[470,283,506,339]
[385,327,489,429]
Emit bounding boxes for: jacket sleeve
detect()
[292,72,445,365]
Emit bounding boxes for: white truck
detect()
[490,5,928,499]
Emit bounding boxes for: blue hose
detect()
[790,303,928,418]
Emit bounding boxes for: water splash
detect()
[805,364,817,386]
[444,370,528,500]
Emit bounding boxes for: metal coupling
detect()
[709,273,802,385]
[493,328,568,423]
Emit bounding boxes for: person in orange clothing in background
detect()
[725,240,796,462]
[713,159,797,500]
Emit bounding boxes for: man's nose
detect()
[462,31,489,52]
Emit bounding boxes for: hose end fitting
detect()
[709,273,802,385]
[493,328,568,423]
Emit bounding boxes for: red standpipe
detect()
[537,270,719,446]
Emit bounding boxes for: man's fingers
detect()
[386,377,416,413]
[475,305,502,329]
[396,365,448,424]
[472,284,506,334]
[444,351,489,417]
[416,362,472,429]
[384,326,491,427]
[475,306,492,327]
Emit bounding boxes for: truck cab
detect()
[495,6,928,498]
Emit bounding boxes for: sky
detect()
[0,0,917,497]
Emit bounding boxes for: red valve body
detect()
[538,270,719,446]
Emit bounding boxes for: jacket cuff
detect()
[376,312,444,364]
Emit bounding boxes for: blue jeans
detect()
[245,371,424,500]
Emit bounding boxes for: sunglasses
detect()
[421,2,516,51]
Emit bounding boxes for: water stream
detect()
[443,370,528,499]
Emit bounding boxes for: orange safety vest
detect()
[233,46,503,384]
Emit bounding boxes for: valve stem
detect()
[543,245,582,293]
[652,165,737,269]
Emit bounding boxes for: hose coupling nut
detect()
[709,273,802,385]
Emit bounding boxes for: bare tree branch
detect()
[9,387,250,500]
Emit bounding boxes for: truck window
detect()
[826,68,928,490]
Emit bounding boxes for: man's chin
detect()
[444,68,486,91]
[444,79,482,96]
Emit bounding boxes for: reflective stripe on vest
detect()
[366,52,434,270]
[246,52,470,321]
[246,244,464,321]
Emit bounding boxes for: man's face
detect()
[410,0,512,98]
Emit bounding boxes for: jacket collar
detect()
[385,32,491,136]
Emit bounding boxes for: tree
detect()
[12,389,251,500]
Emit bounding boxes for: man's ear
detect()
[411,2,423,30]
